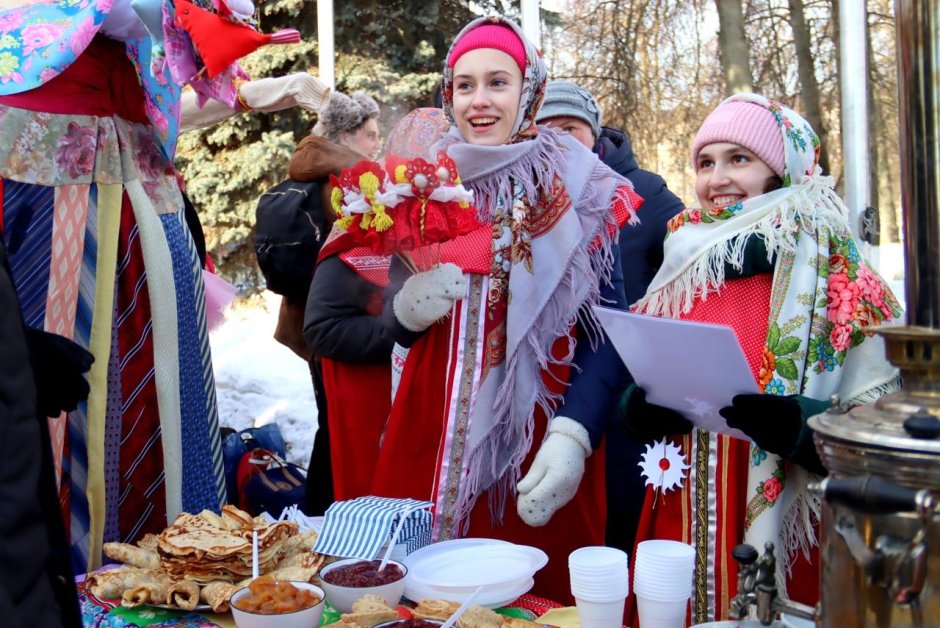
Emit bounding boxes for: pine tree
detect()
[176,0,476,289]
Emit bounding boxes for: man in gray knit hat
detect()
[536,80,602,150]
[537,80,685,556]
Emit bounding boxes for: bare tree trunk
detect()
[829,0,843,187]
[787,0,830,174]
[867,5,901,243]
[715,0,753,93]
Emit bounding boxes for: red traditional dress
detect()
[311,233,393,503]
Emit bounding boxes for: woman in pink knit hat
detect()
[622,93,902,625]
[367,16,642,602]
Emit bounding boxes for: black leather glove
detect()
[719,393,830,475]
[619,385,693,441]
[24,327,94,418]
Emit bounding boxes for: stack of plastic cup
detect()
[633,540,695,628]
[568,546,629,628]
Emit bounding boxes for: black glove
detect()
[24,327,95,418]
[619,385,693,441]
[719,394,830,475]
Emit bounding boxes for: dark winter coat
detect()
[596,126,685,304]
[595,126,685,551]
[0,241,80,628]
[303,256,396,362]
[274,136,363,362]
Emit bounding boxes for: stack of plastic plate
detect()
[402,538,548,609]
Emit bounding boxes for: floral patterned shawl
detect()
[636,93,902,585]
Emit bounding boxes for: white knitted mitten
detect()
[179,74,330,133]
[392,263,468,332]
[516,416,591,527]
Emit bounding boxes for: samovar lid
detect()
[810,401,940,455]
[810,325,940,455]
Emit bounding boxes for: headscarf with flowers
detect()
[636,92,902,587]
[422,15,638,534]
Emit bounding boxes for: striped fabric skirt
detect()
[0,39,226,575]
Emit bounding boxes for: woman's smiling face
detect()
[695,142,778,212]
[451,48,523,146]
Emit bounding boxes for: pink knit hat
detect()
[691,100,785,177]
[447,24,526,74]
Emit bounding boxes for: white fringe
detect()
[635,173,850,318]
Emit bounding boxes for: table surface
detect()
[77,578,562,628]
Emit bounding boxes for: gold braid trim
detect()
[693,429,710,625]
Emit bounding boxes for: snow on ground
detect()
[210,291,318,468]
[207,244,907,473]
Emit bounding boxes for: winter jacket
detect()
[0,241,80,628]
[303,255,396,362]
[596,126,685,304]
[595,126,684,551]
[274,135,362,361]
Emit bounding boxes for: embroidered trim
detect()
[693,428,711,625]
[436,275,484,539]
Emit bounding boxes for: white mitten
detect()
[516,416,591,527]
[393,263,468,332]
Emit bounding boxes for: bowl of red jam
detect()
[318,558,408,613]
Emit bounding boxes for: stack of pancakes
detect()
[87,505,325,612]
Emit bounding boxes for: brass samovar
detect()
[730,1,940,626]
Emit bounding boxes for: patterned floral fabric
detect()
[635,93,902,598]
[0,1,111,93]
[0,1,188,157]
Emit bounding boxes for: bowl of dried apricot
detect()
[230,575,326,628]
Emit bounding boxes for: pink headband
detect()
[447,24,526,74]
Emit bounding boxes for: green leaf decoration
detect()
[776,357,799,380]
[776,336,802,356]
[767,324,781,351]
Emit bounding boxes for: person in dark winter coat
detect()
[1,238,89,628]
[536,80,684,555]
[277,90,380,515]
[302,108,452,507]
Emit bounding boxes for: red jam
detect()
[322,560,404,587]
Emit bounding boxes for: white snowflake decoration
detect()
[639,438,690,494]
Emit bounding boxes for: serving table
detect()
[77,577,562,628]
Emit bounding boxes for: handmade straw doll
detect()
[623,93,901,625]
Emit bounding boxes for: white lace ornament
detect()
[639,439,690,503]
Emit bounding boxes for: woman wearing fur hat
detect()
[622,94,901,625]
[368,16,641,602]
[274,89,382,514]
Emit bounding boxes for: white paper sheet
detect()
[594,306,759,440]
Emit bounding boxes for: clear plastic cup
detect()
[636,593,688,628]
[574,595,626,628]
